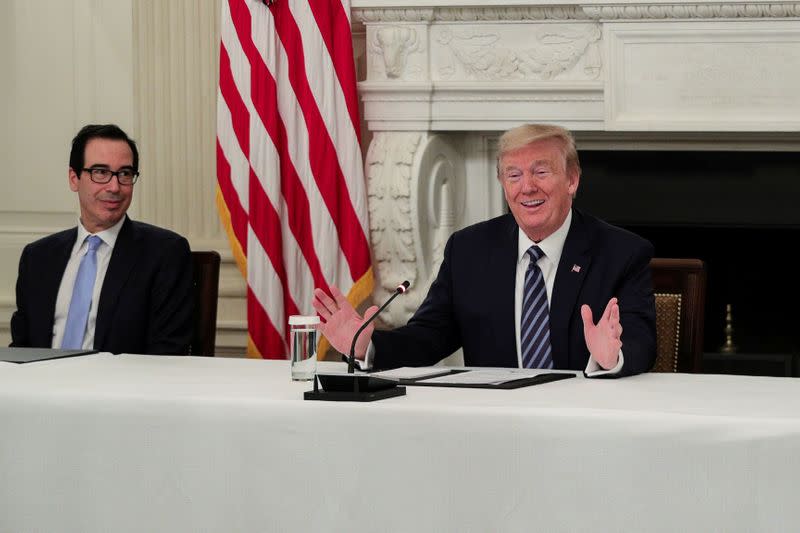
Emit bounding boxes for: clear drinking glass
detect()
[289,315,320,381]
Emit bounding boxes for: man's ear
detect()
[568,168,580,195]
[68,168,80,192]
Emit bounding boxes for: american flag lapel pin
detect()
[571,264,581,273]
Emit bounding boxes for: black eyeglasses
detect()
[82,168,140,185]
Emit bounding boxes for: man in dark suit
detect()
[10,124,193,355]
[313,124,656,377]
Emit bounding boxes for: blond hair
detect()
[496,124,581,177]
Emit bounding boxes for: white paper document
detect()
[422,368,549,385]
[372,367,453,381]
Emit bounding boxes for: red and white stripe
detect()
[216,0,373,358]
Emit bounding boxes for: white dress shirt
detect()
[51,216,126,349]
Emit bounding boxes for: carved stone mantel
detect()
[353,0,800,324]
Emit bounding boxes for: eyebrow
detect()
[502,165,521,173]
[86,164,135,170]
[502,160,555,173]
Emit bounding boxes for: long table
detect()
[1,353,799,532]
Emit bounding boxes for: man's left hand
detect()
[580,297,622,370]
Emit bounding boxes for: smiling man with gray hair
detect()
[313,123,656,377]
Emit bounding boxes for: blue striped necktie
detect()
[61,235,102,349]
[521,245,554,369]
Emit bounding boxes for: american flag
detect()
[216,0,373,357]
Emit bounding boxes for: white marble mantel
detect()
[352,0,800,325]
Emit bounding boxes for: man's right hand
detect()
[312,285,379,359]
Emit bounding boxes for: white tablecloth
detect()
[1,353,799,533]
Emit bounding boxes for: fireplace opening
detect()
[574,149,800,357]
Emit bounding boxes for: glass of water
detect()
[289,315,320,381]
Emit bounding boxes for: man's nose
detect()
[105,175,121,191]
[521,174,538,192]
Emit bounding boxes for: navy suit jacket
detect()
[10,217,193,355]
[372,209,656,377]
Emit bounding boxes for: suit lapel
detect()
[41,230,77,344]
[550,210,591,369]
[95,218,140,349]
[491,215,519,365]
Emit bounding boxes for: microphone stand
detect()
[348,281,410,375]
[305,281,410,402]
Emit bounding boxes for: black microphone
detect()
[348,280,410,374]
[305,281,411,402]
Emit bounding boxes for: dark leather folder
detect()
[0,347,97,363]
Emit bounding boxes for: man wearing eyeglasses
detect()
[9,124,193,355]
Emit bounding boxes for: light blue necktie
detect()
[521,245,554,369]
[61,235,102,349]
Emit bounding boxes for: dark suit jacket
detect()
[372,209,656,377]
[10,217,193,355]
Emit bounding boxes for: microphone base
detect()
[304,373,406,402]
[304,386,406,402]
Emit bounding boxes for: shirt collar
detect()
[76,214,126,250]
[517,209,573,264]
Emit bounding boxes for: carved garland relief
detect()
[434,24,602,81]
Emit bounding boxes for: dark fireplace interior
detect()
[574,149,800,361]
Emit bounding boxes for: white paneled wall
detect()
[132,0,246,355]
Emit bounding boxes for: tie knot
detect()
[526,245,544,264]
[86,235,102,253]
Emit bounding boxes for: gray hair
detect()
[496,123,581,177]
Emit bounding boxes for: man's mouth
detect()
[521,199,544,208]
